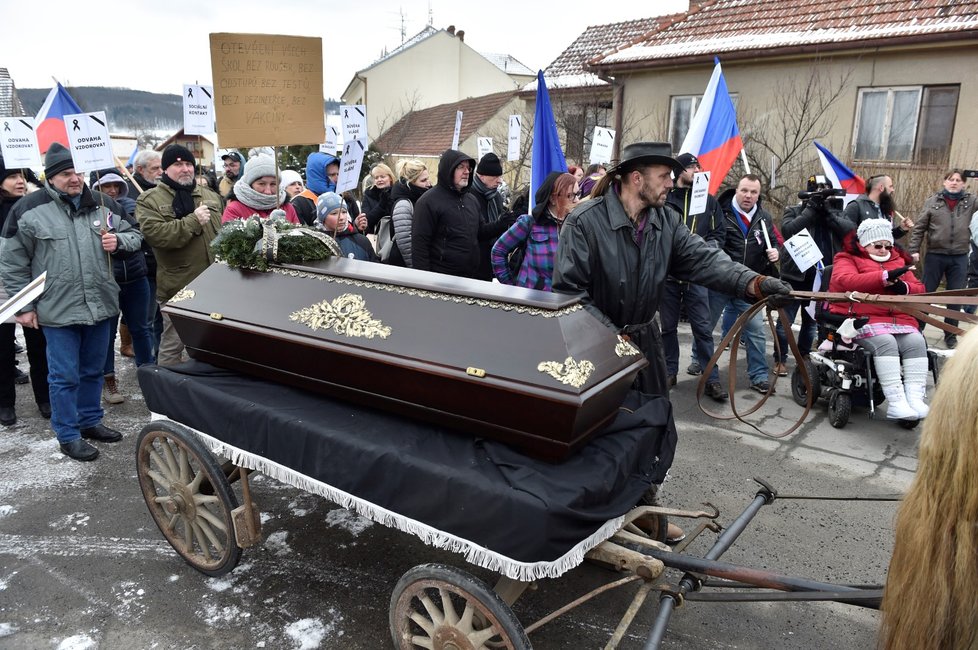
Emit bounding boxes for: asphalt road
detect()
[0,323,924,650]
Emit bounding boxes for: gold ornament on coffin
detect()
[615,335,641,357]
[537,357,595,389]
[290,293,391,339]
[169,289,195,303]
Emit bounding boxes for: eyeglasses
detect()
[869,243,892,250]
[564,192,579,201]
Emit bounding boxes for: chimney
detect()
[447,25,456,35]
[456,30,465,41]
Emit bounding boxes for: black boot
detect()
[0,407,15,425]
[60,439,99,461]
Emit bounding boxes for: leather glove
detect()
[889,280,909,295]
[754,276,794,307]
[888,265,912,281]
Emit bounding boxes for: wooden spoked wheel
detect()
[136,422,242,576]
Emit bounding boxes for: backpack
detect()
[375,215,394,262]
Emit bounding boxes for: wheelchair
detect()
[788,265,940,429]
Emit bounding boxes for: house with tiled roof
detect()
[342,26,533,141]
[586,0,978,193]
[373,90,523,185]
[0,68,26,117]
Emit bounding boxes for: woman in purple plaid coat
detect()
[491,172,578,291]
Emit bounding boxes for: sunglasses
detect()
[869,243,893,250]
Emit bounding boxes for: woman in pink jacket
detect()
[221,154,300,224]
[828,218,928,420]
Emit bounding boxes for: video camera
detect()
[797,187,846,200]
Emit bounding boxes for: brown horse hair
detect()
[878,326,978,649]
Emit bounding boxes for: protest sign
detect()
[209,33,325,147]
[784,228,824,273]
[507,115,521,162]
[0,117,41,169]
[477,137,493,161]
[690,171,710,215]
[63,111,114,172]
[451,111,462,150]
[588,126,615,165]
[183,84,215,135]
[340,105,367,146]
[320,125,339,153]
[336,139,366,194]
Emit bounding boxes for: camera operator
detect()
[772,176,855,376]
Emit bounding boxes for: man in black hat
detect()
[136,144,223,365]
[468,152,516,280]
[0,143,143,461]
[660,152,728,400]
[553,142,791,397]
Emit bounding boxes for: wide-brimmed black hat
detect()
[609,142,683,176]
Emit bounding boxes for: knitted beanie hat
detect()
[44,142,75,179]
[316,192,345,224]
[161,144,195,170]
[279,169,303,188]
[476,152,503,176]
[857,218,893,248]
[242,154,276,187]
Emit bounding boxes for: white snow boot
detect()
[874,356,918,420]
[902,357,930,418]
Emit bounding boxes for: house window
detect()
[668,94,739,153]
[853,85,959,163]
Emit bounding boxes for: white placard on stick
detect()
[784,228,824,273]
[63,111,114,173]
[451,111,463,150]
[589,126,615,165]
[336,139,366,194]
[320,125,339,153]
[507,115,521,162]
[182,84,214,135]
[0,117,41,169]
[477,137,492,161]
[340,105,367,145]
[690,171,710,215]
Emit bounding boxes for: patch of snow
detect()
[0,505,16,518]
[265,530,291,556]
[56,635,97,650]
[0,622,17,637]
[201,603,251,626]
[324,509,373,537]
[285,618,333,650]
[49,512,89,532]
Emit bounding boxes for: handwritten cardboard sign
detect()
[64,111,114,173]
[0,117,41,169]
[183,84,215,135]
[209,33,325,148]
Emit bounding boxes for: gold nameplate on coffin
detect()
[162,258,647,461]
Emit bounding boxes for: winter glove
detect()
[887,265,912,281]
[889,280,910,295]
[807,192,825,210]
[753,275,794,307]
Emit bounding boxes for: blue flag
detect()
[530,71,567,211]
[126,142,139,167]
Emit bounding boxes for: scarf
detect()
[734,201,757,236]
[943,189,965,201]
[160,174,196,218]
[471,175,503,223]
[233,177,285,212]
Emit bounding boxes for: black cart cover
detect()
[138,362,677,580]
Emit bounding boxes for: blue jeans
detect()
[104,278,156,374]
[709,292,769,384]
[660,280,719,382]
[43,320,111,443]
[774,300,817,363]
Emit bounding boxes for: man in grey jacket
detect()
[553,142,791,397]
[0,143,143,461]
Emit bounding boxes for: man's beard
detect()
[639,184,665,208]
[879,190,896,215]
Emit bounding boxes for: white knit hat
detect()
[280,169,303,188]
[857,218,893,248]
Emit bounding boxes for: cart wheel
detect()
[390,563,530,650]
[827,390,851,428]
[791,359,820,407]
[136,422,242,576]
[897,418,920,430]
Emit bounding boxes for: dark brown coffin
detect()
[163,259,647,461]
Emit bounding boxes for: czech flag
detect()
[813,141,865,201]
[530,70,567,210]
[679,57,743,194]
[34,83,83,155]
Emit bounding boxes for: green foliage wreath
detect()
[210,214,338,272]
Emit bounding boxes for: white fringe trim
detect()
[149,413,625,581]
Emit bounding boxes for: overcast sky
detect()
[5,0,688,99]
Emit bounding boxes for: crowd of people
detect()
[0,138,975,462]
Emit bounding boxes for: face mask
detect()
[869,251,891,263]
